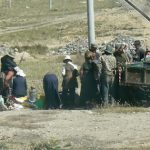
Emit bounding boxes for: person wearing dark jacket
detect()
[0,54,17,101]
[133,40,146,61]
[80,51,97,106]
[43,73,61,109]
[1,54,17,74]
[12,69,27,98]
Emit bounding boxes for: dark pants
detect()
[101,74,115,106]
[62,88,75,108]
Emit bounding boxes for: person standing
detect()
[113,43,129,103]
[89,43,102,102]
[80,51,97,106]
[43,73,61,109]
[62,55,78,108]
[133,40,145,61]
[100,45,116,107]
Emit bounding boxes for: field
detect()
[0,0,150,149]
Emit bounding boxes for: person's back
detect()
[100,45,116,106]
[80,51,97,104]
[12,70,27,98]
[101,54,116,75]
[13,76,27,98]
[43,73,61,109]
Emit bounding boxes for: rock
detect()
[55,35,138,55]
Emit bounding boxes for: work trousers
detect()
[101,74,115,106]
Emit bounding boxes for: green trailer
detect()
[119,61,150,106]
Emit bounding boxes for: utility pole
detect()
[49,0,52,10]
[9,0,11,8]
[6,0,11,8]
[87,0,95,49]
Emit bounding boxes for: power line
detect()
[124,0,150,22]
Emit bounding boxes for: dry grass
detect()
[19,56,63,95]
[29,139,61,150]
[19,54,83,95]
[0,0,149,50]
[95,106,150,114]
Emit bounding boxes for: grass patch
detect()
[30,139,62,150]
[0,0,120,47]
[12,44,49,55]
[19,57,63,94]
[0,143,7,150]
[19,55,83,94]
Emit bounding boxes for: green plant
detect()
[30,139,61,150]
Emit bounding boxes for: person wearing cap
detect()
[80,51,97,107]
[113,43,130,102]
[12,69,27,98]
[114,43,129,67]
[62,55,78,108]
[89,43,100,60]
[133,40,146,61]
[100,45,116,107]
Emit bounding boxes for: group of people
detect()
[44,39,149,109]
[0,53,27,109]
[0,39,149,110]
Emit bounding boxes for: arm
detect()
[4,71,15,88]
[62,66,66,76]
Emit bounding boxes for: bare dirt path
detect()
[0,13,87,35]
[0,108,150,149]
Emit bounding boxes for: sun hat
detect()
[6,52,15,59]
[63,55,72,63]
[104,45,113,54]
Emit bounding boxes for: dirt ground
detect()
[0,108,150,150]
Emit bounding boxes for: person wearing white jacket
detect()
[62,55,78,108]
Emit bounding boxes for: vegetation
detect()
[0,0,121,51]
[30,139,61,150]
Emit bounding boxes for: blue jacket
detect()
[12,76,27,97]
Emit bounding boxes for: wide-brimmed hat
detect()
[115,43,122,51]
[6,52,15,59]
[104,45,113,54]
[63,55,72,63]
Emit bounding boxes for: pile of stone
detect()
[55,35,137,55]
[0,45,34,62]
[0,44,16,56]
[107,35,135,48]
[56,38,89,55]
